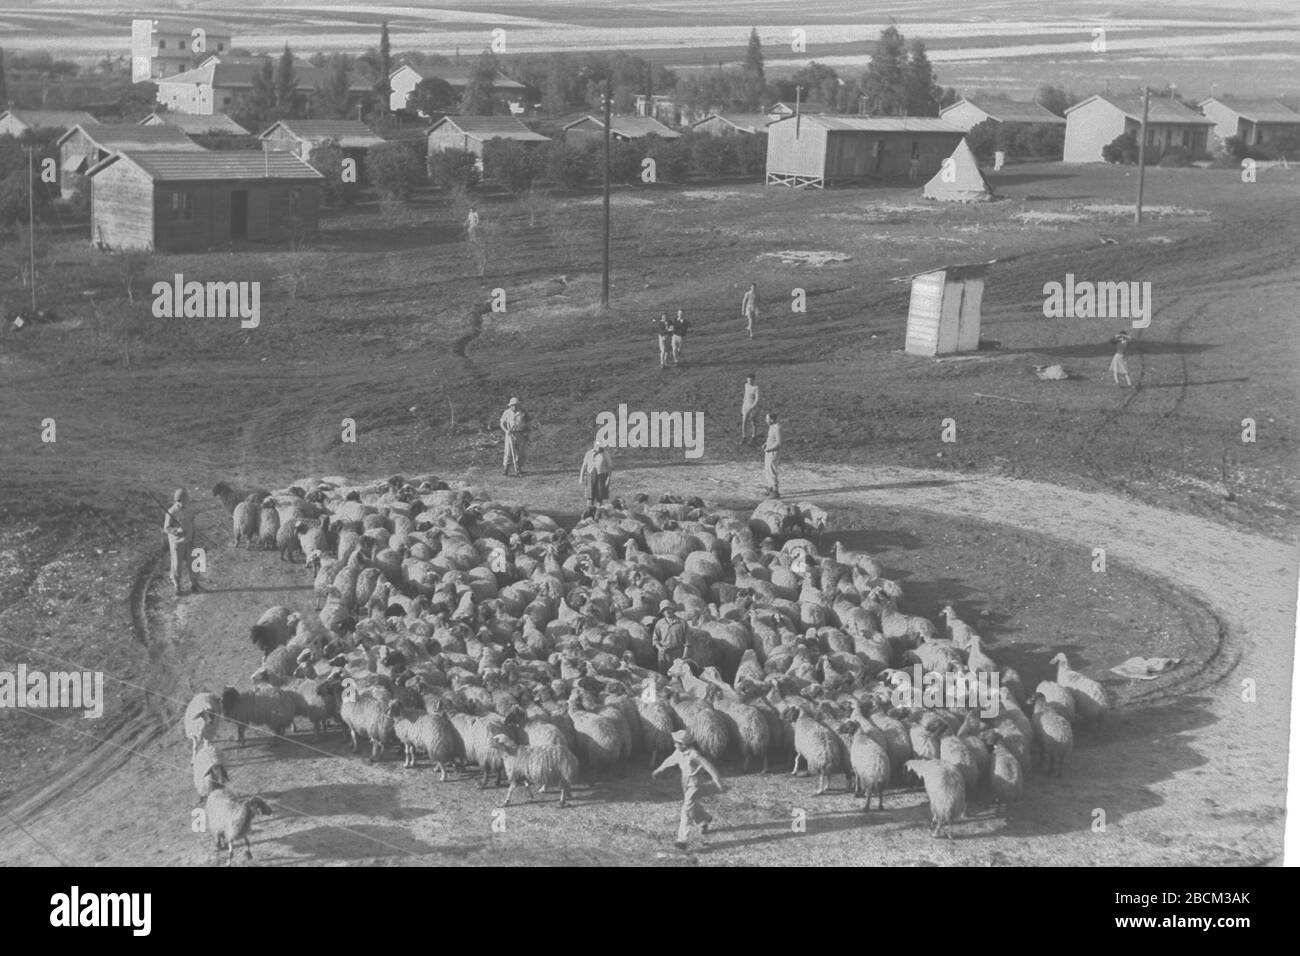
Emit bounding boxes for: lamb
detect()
[221,684,296,747]
[904,758,966,839]
[191,740,229,802]
[489,734,581,808]
[231,494,261,548]
[389,701,458,778]
[183,692,222,757]
[250,606,294,657]
[1049,652,1112,732]
[1029,692,1074,777]
[784,704,851,795]
[339,678,394,762]
[203,788,273,864]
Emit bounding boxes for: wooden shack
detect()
[57,123,203,198]
[86,150,323,252]
[427,115,550,164]
[902,262,990,357]
[561,115,681,147]
[765,114,965,188]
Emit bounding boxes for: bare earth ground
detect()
[0,161,1297,865]
[0,462,1292,866]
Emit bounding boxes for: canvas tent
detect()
[902,262,990,356]
[923,139,994,202]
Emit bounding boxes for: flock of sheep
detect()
[183,476,1114,861]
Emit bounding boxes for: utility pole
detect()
[27,147,36,312]
[1134,85,1150,224]
[601,74,612,310]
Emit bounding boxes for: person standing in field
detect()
[652,600,689,673]
[499,396,528,477]
[741,373,760,445]
[741,282,760,338]
[762,412,783,499]
[163,488,202,596]
[652,729,724,850]
[578,439,613,508]
[1110,331,1132,387]
[654,313,672,367]
[464,206,480,242]
[670,309,688,364]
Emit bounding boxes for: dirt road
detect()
[0,462,1291,866]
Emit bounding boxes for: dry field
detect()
[0,159,1296,865]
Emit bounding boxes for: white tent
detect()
[923,139,994,202]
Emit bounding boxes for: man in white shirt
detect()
[741,373,760,445]
[741,282,759,338]
[163,488,202,596]
[499,397,528,477]
[652,729,724,849]
[578,440,613,507]
[763,412,782,499]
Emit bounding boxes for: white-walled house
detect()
[1063,94,1213,162]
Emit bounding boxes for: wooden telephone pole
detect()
[1134,85,1150,224]
[601,74,612,309]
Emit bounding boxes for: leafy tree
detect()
[902,40,943,116]
[428,146,481,189]
[740,27,765,109]
[314,56,353,119]
[643,134,690,183]
[544,142,592,188]
[731,131,767,174]
[368,140,424,201]
[308,138,356,205]
[1036,84,1080,117]
[376,22,392,112]
[273,45,298,115]
[241,58,276,126]
[686,131,733,177]
[861,26,907,116]
[408,76,458,116]
[1013,123,1065,159]
[461,52,500,115]
[0,48,8,108]
[966,119,999,161]
[540,55,570,115]
[482,139,543,192]
[1102,130,1139,164]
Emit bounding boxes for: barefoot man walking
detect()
[741,282,760,338]
[762,411,783,499]
[653,729,724,849]
[741,373,760,445]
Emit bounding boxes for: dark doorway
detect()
[230,190,248,240]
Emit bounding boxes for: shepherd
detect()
[578,439,613,508]
[499,396,529,477]
[1110,331,1132,387]
[762,411,783,499]
[652,729,724,850]
[741,282,760,338]
[163,489,203,596]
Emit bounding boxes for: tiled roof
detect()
[1198,97,1300,123]
[429,116,549,141]
[769,114,963,133]
[58,123,204,150]
[259,120,386,147]
[1,109,101,129]
[140,112,249,135]
[1069,94,1214,124]
[943,97,1065,124]
[89,149,324,182]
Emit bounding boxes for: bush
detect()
[732,132,767,175]
[685,132,734,178]
[190,132,260,150]
[966,119,998,162]
[1223,135,1273,162]
[1102,130,1139,165]
[369,141,425,201]
[543,142,593,189]
[1011,123,1065,159]
[643,134,690,183]
[1157,148,1194,167]
[428,147,482,189]
[308,138,358,206]
[481,139,543,193]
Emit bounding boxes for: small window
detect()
[217,42,225,51]
[158,39,166,49]
[222,96,232,106]
[169,191,194,221]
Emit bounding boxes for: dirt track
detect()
[0,462,1292,866]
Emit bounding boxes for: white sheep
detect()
[203,789,273,865]
[489,734,580,808]
[904,757,967,839]
[183,692,222,757]
[191,740,229,802]
[1049,652,1112,732]
[1030,692,1074,777]
[221,685,296,747]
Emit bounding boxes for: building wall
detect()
[825,130,961,179]
[563,119,606,148]
[1064,100,1129,162]
[262,127,310,161]
[90,161,155,250]
[428,125,484,158]
[59,129,102,198]
[939,101,990,132]
[1141,122,1209,155]
[693,116,752,136]
[157,80,216,115]
[390,67,421,112]
[765,122,830,179]
[149,181,321,252]
[1199,100,1244,147]
[0,115,31,136]
[131,20,230,82]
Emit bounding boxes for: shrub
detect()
[966,119,998,162]
[428,147,482,189]
[308,138,358,206]
[190,132,260,150]
[685,132,734,178]
[643,134,690,183]
[481,139,543,193]
[369,141,425,201]
[543,142,592,189]
[1157,148,1193,167]
[1012,123,1065,159]
[1102,130,1139,165]
[731,132,767,175]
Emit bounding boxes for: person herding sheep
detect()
[741,373,760,445]
[499,397,529,477]
[741,283,760,338]
[652,601,689,674]
[163,489,203,596]
[652,729,724,850]
[762,412,783,499]
[578,440,613,508]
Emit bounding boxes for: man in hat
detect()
[652,729,724,849]
[652,600,689,673]
[762,411,783,498]
[499,397,529,477]
[162,488,202,596]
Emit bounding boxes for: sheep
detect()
[1049,652,1112,732]
[637,694,677,769]
[1029,692,1074,777]
[904,758,966,839]
[192,740,229,803]
[986,732,1025,808]
[1033,680,1077,725]
[257,503,280,550]
[231,494,261,548]
[203,789,273,864]
[784,704,850,795]
[389,701,457,778]
[845,715,891,811]
[285,675,342,735]
[221,685,296,747]
[250,606,294,657]
[183,692,222,757]
[710,689,769,773]
[938,731,980,795]
[277,516,303,562]
[339,678,394,762]
[212,482,269,515]
[566,693,623,781]
[489,734,580,808]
